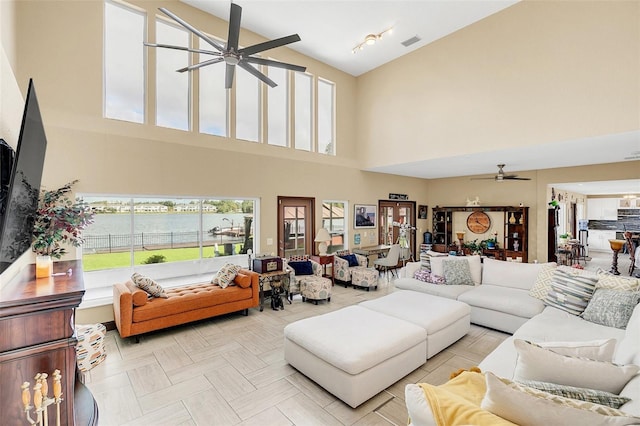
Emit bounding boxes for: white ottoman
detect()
[351,267,378,291]
[284,305,427,408]
[359,290,470,358]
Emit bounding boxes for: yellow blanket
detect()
[418,371,517,426]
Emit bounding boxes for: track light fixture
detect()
[352,28,393,54]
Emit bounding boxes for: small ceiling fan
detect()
[471,164,531,182]
[144,3,306,89]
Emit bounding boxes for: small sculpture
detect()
[466,196,480,206]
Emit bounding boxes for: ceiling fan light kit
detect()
[471,164,531,182]
[145,3,306,89]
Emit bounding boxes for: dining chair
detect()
[374,244,401,280]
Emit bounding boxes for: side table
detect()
[311,254,334,285]
[258,270,291,311]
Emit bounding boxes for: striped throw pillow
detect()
[543,268,597,315]
[516,380,631,409]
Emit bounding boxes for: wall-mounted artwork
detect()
[354,204,376,229]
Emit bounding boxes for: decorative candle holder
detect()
[608,239,626,275]
[35,255,53,278]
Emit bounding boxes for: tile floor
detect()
[84,249,635,425]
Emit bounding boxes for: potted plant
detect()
[31,180,94,277]
[558,232,570,246]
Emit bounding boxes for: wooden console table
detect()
[0,260,98,425]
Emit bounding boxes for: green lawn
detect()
[83,244,244,271]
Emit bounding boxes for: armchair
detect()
[333,251,369,285]
[285,255,332,304]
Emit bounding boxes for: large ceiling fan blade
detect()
[505,177,532,181]
[158,7,225,52]
[177,57,224,73]
[470,177,497,180]
[144,42,221,57]
[225,64,236,89]
[227,3,242,52]
[239,34,301,57]
[244,56,307,73]
[238,62,277,87]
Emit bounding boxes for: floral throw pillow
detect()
[131,272,168,298]
[414,269,431,282]
[211,263,241,289]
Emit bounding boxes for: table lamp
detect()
[315,228,332,255]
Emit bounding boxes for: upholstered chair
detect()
[374,244,401,279]
[286,255,332,304]
[333,250,369,285]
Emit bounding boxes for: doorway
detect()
[378,200,416,262]
[278,197,315,258]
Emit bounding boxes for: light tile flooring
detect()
[84,250,635,426]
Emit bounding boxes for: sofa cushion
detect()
[430,255,481,285]
[457,285,544,319]
[131,272,168,298]
[482,373,640,426]
[481,258,551,290]
[442,258,474,285]
[211,263,241,288]
[614,303,640,366]
[125,280,149,306]
[537,338,616,361]
[289,260,314,276]
[394,277,474,300]
[512,339,639,394]
[543,267,598,316]
[581,289,640,329]
[529,263,558,300]
[233,272,252,288]
[339,254,359,267]
[516,380,631,409]
[596,269,640,291]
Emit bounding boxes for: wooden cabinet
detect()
[0,260,97,425]
[587,198,618,220]
[432,206,529,262]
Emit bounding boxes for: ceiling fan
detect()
[144,3,306,89]
[471,164,531,182]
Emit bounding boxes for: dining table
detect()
[352,244,392,267]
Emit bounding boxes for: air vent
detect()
[401,36,421,47]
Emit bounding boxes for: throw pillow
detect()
[289,255,309,261]
[512,339,639,394]
[442,258,474,285]
[233,272,252,288]
[211,263,241,289]
[427,273,446,284]
[543,267,598,315]
[413,269,431,282]
[529,263,558,300]
[339,254,360,267]
[581,289,640,329]
[481,372,640,426]
[516,380,631,409]
[537,338,616,362]
[596,268,640,291]
[289,260,314,276]
[131,272,168,298]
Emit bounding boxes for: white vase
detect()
[35,255,53,278]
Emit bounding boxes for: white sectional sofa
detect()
[405,303,640,425]
[395,256,548,333]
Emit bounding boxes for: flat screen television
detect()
[0,138,15,226]
[0,79,48,275]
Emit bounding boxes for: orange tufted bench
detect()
[113,269,259,340]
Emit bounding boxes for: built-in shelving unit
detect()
[432,206,529,263]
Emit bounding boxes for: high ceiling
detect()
[180,1,640,194]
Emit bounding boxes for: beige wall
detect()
[356,0,640,168]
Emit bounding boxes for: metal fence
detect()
[83,231,246,253]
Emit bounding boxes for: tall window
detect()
[236,66,260,142]
[322,201,346,252]
[156,20,190,130]
[318,79,335,155]
[267,66,288,147]
[104,1,145,123]
[294,73,312,151]
[199,37,228,137]
[81,196,256,273]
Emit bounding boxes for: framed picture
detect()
[418,205,428,219]
[354,204,377,229]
